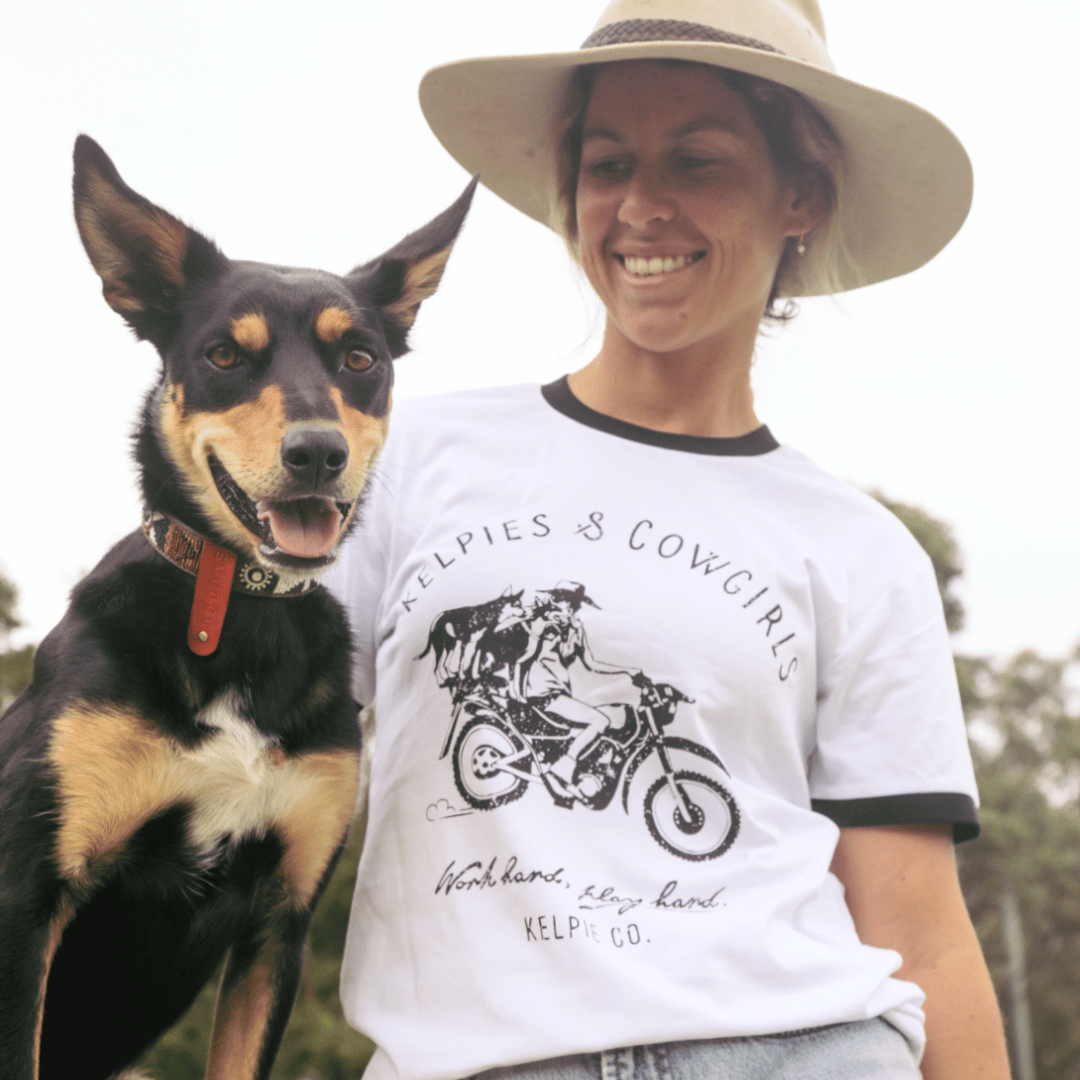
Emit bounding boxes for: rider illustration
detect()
[510,582,637,794]
[417,580,740,860]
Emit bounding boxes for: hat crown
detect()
[590,0,831,69]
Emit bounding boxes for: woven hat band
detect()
[582,19,786,56]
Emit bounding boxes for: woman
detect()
[328,2,1009,1078]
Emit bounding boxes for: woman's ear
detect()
[783,172,829,239]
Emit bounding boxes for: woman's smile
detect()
[614,251,707,277]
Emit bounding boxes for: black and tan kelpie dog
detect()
[0,136,474,1080]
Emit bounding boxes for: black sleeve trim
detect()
[811,792,980,843]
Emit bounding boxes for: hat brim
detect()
[420,41,973,294]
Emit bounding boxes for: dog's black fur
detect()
[0,136,474,1080]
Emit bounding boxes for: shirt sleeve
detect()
[807,548,980,842]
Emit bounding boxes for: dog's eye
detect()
[207,344,239,369]
[345,349,376,372]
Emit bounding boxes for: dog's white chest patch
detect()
[182,691,308,860]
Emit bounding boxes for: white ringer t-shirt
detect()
[326,379,979,1080]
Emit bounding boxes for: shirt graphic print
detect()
[418,579,741,861]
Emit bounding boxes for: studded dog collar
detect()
[142,508,321,656]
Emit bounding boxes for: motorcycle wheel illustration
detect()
[644,770,740,861]
[453,715,529,810]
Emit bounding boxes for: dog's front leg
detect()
[204,909,309,1080]
[0,897,75,1080]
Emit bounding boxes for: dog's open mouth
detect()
[255,498,342,559]
[208,455,352,562]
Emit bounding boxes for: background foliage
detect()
[2,492,1078,1078]
[955,648,1080,1080]
[0,575,34,715]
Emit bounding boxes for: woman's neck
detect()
[567,319,760,438]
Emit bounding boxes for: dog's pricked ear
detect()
[350,176,478,358]
[72,135,226,341]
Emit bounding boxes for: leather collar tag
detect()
[188,538,238,656]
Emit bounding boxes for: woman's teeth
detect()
[620,254,700,276]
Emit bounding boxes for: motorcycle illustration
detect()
[442,672,740,862]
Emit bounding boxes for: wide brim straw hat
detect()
[419,0,973,296]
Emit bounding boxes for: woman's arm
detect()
[575,629,640,678]
[830,824,1011,1080]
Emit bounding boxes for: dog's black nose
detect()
[281,426,349,486]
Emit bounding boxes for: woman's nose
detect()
[617,170,675,228]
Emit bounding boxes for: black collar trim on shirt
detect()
[541,376,780,457]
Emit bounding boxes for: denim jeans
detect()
[472,1019,920,1080]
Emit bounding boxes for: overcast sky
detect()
[1,0,1077,661]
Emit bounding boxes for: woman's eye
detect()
[346,349,376,372]
[587,158,631,180]
[206,343,238,369]
[675,154,714,170]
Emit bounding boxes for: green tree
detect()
[0,568,34,712]
[0,571,20,636]
[955,649,1080,1080]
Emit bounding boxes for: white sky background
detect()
[1,0,1077,659]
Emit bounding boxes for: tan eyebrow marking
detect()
[230,313,271,352]
[315,306,354,343]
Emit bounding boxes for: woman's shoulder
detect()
[757,442,933,568]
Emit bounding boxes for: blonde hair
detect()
[552,60,856,319]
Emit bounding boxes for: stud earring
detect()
[796,234,807,255]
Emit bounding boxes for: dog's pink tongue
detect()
[258,498,341,558]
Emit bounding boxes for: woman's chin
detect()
[608,316,724,360]
[604,297,767,361]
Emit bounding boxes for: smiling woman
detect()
[324,2,1009,1080]
[573,62,820,400]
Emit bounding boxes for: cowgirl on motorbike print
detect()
[418,580,738,861]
